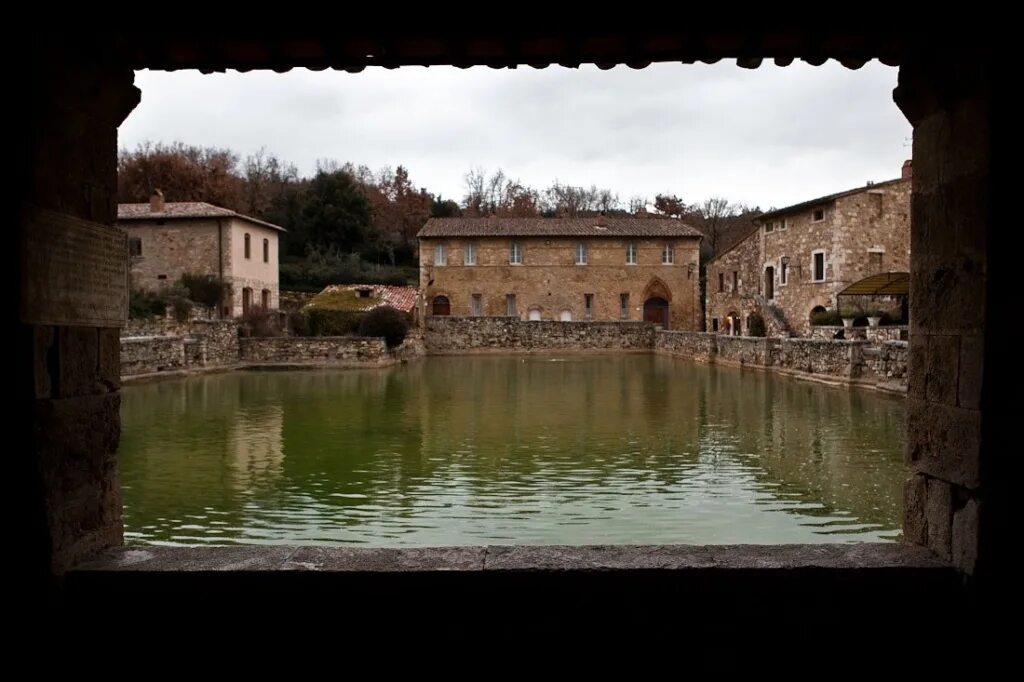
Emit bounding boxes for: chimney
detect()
[149,189,165,213]
[901,159,913,180]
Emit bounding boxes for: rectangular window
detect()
[812,251,826,281]
[765,221,774,233]
[506,294,517,317]
[780,259,788,285]
[780,219,788,230]
[261,289,270,309]
[626,242,637,265]
[471,294,482,317]
[575,242,588,265]
[662,243,674,265]
[263,238,269,263]
[128,237,142,257]
[869,251,883,273]
[584,293,594,320]
[464,243,477,266]
[812,208,825,222]
[732,271,738,292]
[244,233,251,259]
[718,272,725,293]
[619,293,629,320]
[712,318,719,332]
[435,244,447,266]
[510,242,523,265]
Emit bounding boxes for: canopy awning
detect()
[837,272,909,297]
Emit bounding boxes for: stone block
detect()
[924,335,960,406]
[58,326,99,398]
[952,496,979,575]
[34,325,56,400]
[925,478,952,560]
[910,254,986,335]
[957,334,984,410]
[98,327,121,389]
[903,475,927,546]
[905,398,981,488]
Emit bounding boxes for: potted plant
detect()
[840,304,862,329]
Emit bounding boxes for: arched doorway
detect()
[642,277,673,329]
[528,307,542,321]
[726,310,741,336]
[643,297,670,328]
[559,309,572,321]
[764,266,775,300]
[810,305,827,325]
[431,295,451,316]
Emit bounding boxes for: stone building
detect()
[706,162,912,336]
[118,191,283,317]
[417,216,703,329]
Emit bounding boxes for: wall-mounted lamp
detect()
[781,256,790,266]
[687,262,696,273]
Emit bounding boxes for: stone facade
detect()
[707,171,911,337]
[119,202,282,318]
[239,337,390,366]
[425,317,656,354]
[418,217,702,331]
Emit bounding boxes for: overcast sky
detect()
[121,61,911,211]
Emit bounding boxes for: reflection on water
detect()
[119,356,905,546]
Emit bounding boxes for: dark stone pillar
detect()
[17,38,139,595]
[894,50,1003,595]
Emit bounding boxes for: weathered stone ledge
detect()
[74,543,947,574]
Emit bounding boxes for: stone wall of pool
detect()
[423,316,655,354]
[120,317,907,392]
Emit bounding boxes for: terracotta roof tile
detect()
[117,202,286,232]
[418,217,702,239]
[310,284,419,314]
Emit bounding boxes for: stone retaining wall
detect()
[653,331,907,392]
[239,336,390,366]
[655,331,717,363]
[717,336,778,367]
[425,317,655,354]
[777,339,863,378]
[121,336,186,376]
[864,341,909,392]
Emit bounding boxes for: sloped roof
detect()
[837,272,910,297]
[756,177,906,222]
[418,217,702,239]
[117,202,286,232]
[306,284,419,314]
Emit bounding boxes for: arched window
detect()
[244,233,251,259]
[242,287,253,315]
[263,238,269,263]
[261,289,271,309]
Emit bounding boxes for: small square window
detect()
[812,208,825,222]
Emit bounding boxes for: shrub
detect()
[304,308,363,336]
[178,273,222,307]
[129,288,166,319]
[287,311,309,337]
[358,306,409,348]
[241,305,284,337]
[746,312,767,337]
[810,309,843,326]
